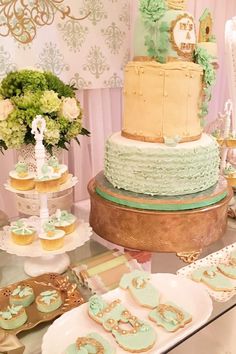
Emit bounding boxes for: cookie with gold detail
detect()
[191,266,235,291]
[88,295,157,352]
[149,302,192,332]
[65,332,115,354]
[119,270,160,309]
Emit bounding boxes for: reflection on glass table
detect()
[0,217,235,354]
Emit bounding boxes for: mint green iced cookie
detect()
[149,302,192,332]
[191,266,234,291]
[88,295,157,352]
[119,270,160,308]
[65,332,115,354]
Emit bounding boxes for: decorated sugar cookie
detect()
[217,251,236,279]
[149,302,192,332]
[191,266,235,291]
[65,332,115,354]
[88,295,157,352]
[119,270,160,309]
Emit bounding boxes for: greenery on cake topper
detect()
[140,0,168,62]
[194,46,216,121]
[0,70,90,153]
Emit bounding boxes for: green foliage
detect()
[0,69,90,152]
[194,46,216,119]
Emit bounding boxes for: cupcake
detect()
[36,289,62,313]
[51,209,77,235]
[10,285,35,307]
[39,221,65,251]
[0,305,27,330]
[224,163,236,186]
[226,132,236,148]
[9,162,35,191]
[10,220,36,245]
[35,163,61,193]
[48,156,69,185]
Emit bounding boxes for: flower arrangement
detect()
[0,70,89,153]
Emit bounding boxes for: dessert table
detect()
[0,208,235,354]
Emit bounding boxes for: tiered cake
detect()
[88,0,232,256]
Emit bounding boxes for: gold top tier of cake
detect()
[167,0,187,10]
[122,61,203,143]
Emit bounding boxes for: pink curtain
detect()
[1,0,236,217]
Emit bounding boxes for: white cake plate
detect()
[4,174,78,195]
[0,217,92,277]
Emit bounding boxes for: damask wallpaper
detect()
[0,0,131,89]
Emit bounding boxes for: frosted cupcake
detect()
[51,209,77,235]
[35,163,61,193]
[36,289,62,313]
[39,221,65,251]
[0,305,27,330]
[10,220,36,245]
[48,156,69,185]
[9,162,35,191]
[10,285,35,307]
[224,163,236,186]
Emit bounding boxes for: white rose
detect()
[61,97,80,121]
[0,99,14,121]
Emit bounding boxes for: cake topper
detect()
[199,9,213,42]
[167,0,187,10]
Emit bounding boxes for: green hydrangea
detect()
[0,117,26,149]
[44,118,60,145]
[140,0,166,23]
[66,119,82,141]
[40,91,61,113]
[0,69,90,152]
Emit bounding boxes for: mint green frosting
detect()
[119,270,160,308]
[11,286,33,298]
[37,290,62,313]
[224,164,236,176]
[52,209,76,227]
[0,305,23,320]
[48,156,60,169]
[65,333,115,354]
[104,133,220,196]
[15,162,28,175]
[88,295,156,352]
[0,305,27,330]
[191,266,234,291]
[10,286,35,307]
[149,301,191,332]
[10,220,35,235]
[140,0,166,23]
[40,290,58,305]
[217,264,236,278]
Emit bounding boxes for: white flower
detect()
[0,99,14,121]
[60,97,80,121]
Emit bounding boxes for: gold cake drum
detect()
[88,175,233,254]
[94,172,228,211]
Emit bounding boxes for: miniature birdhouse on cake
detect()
[199,9,213,42]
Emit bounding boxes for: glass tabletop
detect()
[0,217,235,354]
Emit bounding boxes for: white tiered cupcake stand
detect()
[0,116,92,277]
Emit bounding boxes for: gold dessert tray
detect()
[0,273,84,335]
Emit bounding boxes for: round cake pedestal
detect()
[88,178,233,255]
[24,254,70,277]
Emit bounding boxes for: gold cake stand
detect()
[88,177,233,260]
